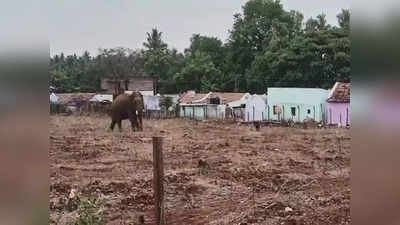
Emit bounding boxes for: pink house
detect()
[326,82,350,127]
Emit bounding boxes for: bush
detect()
[74,198,103,225]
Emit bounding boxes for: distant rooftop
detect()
[327,82,350,103]
[179,91,248,104]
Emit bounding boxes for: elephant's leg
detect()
[130,118,136,132]
[109,120,116,131]
[129,112,139,132]
[133,115,139,132]
[117,120,122,132]
[138,113,143,131]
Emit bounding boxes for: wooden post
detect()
[254,121,260,131]
[152,137,164,225]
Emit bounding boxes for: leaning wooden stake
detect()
[153,137,164,225]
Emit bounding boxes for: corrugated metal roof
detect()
[90,94,113,103]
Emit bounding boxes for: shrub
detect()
[74,198,103,225]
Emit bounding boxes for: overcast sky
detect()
[47,0,350,56]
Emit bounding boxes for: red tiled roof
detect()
[327,82,350,102]
[209,92,247,104]
[179,92,247,104]
[179,92,208,104]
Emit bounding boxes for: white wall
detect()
[143,95,160,110]
[245,95,267,121]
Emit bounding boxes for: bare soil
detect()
[50,116,350,225]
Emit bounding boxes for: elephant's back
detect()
[110,94,134,119]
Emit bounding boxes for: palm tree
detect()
[143,28,167,51]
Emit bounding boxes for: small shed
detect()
[267,88,330,123]
[50,93,59,103]
[90,94,113,103]
[143,95,161,111]
[179,91,249,120]
[57,93,96,112]
[326,82,350,126]
[125,90,154,96]
[245,94,267,122]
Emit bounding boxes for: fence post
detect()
[152,137,164,225]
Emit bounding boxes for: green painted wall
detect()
[267,88,330,122]
[180,105,222,120]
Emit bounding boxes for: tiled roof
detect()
[179,92,208,104]
[327,82,350,102]
[57,93,96,105]
[208,92,247,104]
[179,92,247,104]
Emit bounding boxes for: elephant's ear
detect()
[128,92,137,100]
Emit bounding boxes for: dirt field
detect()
[50,116,350,225]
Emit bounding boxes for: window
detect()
[291,107,296,116]
[273,105,280,115]
[307,109,311,114]
[210,97,220,105]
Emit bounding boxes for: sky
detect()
[46,0,350,56]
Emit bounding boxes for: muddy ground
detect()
[50,116,350,225]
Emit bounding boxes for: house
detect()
[244,94,267,122]
[101,76,157,96]
[326,82,350,126]
[163,94,180,105]
[267,88,330,123]
[89,94,113,103]
[143,95,161,111]
[50,93,59,103]
[56,93,96,112]
[227,93,251,119]
[179,91,249,120]
[125,90,155,96]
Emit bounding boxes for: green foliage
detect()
[175,51,223,92]
[74,198,103,225]
[50,1,350,95]
[159,96,173,111]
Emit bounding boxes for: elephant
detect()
[133,92,144,131]
[109,92,144,132]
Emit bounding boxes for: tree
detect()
[142,28,170,79]
[175,52,222,92]
[143,28,167,51]
[337,9,350,31]
[159,96,173,111]
[226,0,304,91]
[49,4,350,95]
[186,34,225,67]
